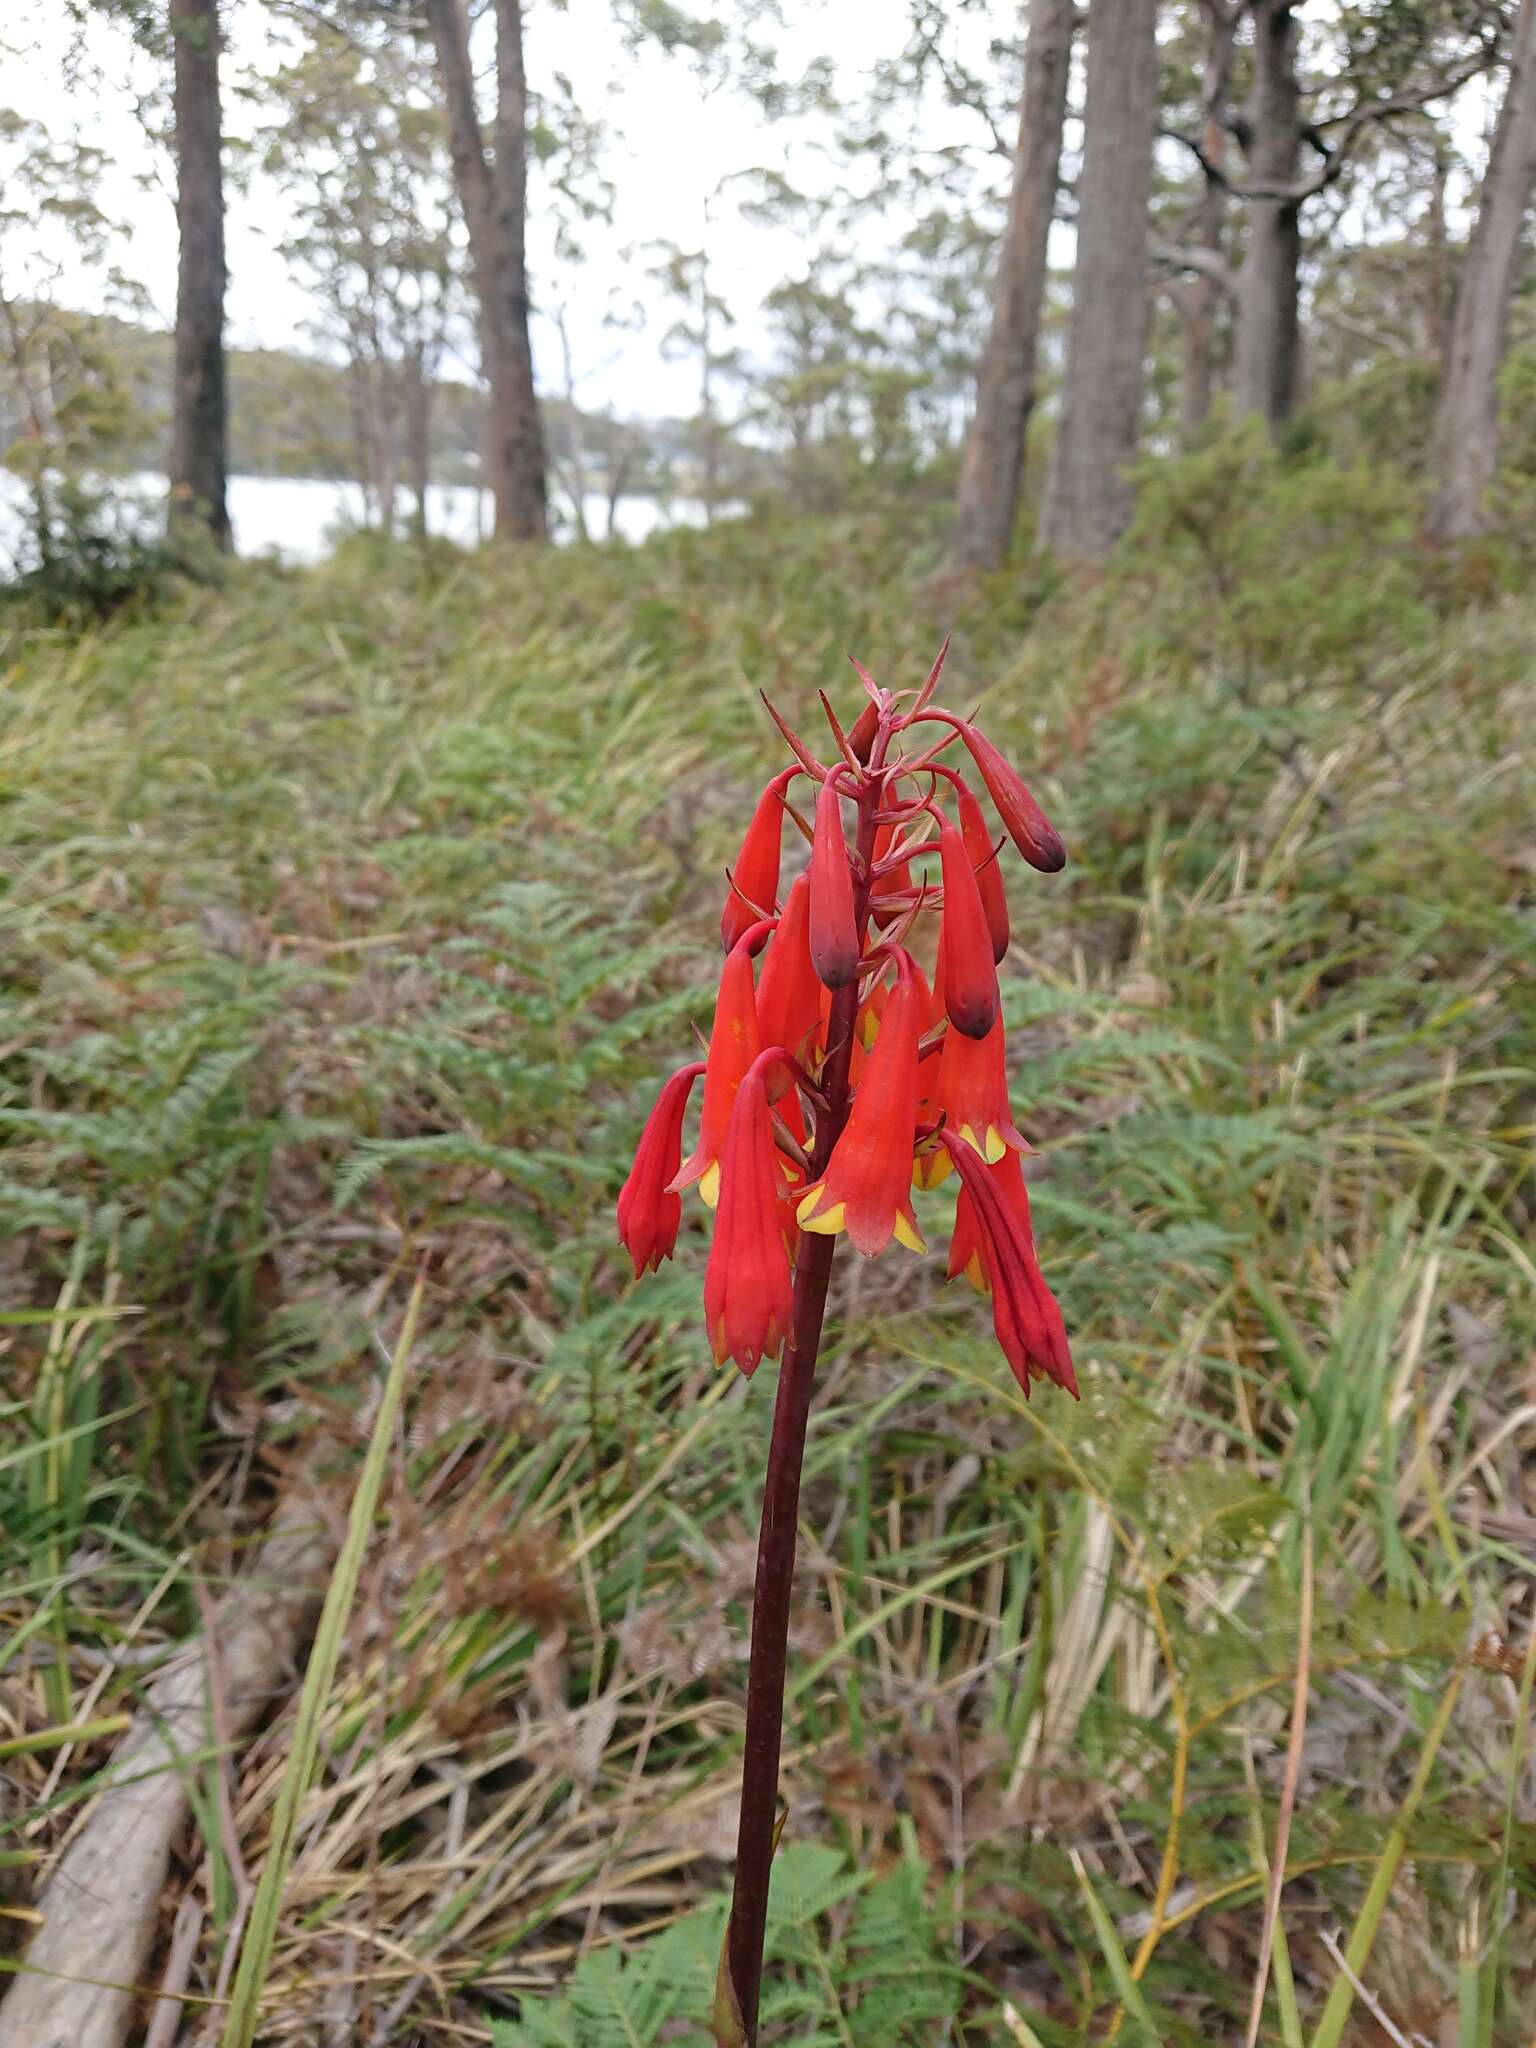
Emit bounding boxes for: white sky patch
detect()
[2,0,1500,426]
[4,0,1012,419]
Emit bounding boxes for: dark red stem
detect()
[723,766,884,2043]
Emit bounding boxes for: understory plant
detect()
[617,643,1077,2043]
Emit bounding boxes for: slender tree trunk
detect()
[404,347,432,538]
[1427,0,1536,541]
[0,296,59,566]
[425,0,546,542]
[1039,0,1160,560]
[1181,10,1238,437]
[1415,144,1453,366]
[605,448,632,538]
[1234,0,1302,433]
[347,357,375,528]
[950,0,1074,571]
[489,0,546,540]
[168,0,229,548]
[552,310,591,540]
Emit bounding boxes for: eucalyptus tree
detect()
[1428,0,1536,538]
[1040,0,1162,559]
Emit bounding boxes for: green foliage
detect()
[1127,423,1433,686]
[0,475,182,625]
[2,503,1532,2040]
[1297,355,1441,474]
[491,1846,965,2046]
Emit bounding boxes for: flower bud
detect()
[808,778,859,990]
[937,818,998,1040]
[956,723,1065,874]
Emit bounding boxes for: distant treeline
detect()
[19,305,685,496]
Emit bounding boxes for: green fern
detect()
[489,1845,966,2047]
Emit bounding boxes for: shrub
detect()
[1125,423,1434,688]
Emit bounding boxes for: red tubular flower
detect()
[808,777,859,989]
[937,817,999,1040]
[721,771,792,951]
[756,874,822,1070]
[953,721,1066,875]
[957,781,1009,965]
[617,1061,706,1274]
[673,935,762,1207]
[944,1141,1076,1398]
[798,954,925,1255]
[704,1058,796,1375]
[914,1011,1025,1189]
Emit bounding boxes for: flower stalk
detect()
[722,772,879,2041]
[616,647,1076,2045]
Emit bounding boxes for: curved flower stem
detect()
[722,768,884,2045]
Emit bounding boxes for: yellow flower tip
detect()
[699,1160,721,1209]
[912,1149,952,1190]
[798,1194,846,1236]
[893,1211,926,1254]
[963,1250,986,1294]
[982,1126,1008,1165]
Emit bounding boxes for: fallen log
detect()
[0,1498,333,2048]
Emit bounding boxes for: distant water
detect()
[0,470,731,569]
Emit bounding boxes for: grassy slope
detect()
[1,473,1533,2042]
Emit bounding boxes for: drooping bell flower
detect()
[704,1055,796,1374]
[937,817,998,1041]
[943,1140,1076,1398]
[849,978,888,1087]
[673,935,761,1208]
[721,770,792,951]
[869,819,914,931]
[916,1011,1026,1188]
[808,777,859,990]
[957,781,1009,965]
[951,721,1065,875]
[617,1061,706,1275]
[798,954,925,1255]
[756,874,822,1071]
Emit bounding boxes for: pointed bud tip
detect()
[1027,828,1067,875]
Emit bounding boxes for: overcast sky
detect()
[6,0,1010,419]
[5,2,1497,427]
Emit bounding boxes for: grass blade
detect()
[1308,1670,1464,2048]
[1070,1848,1164,2046]
[217,1273,424,2048]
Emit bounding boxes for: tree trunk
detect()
[950,0,1074,572]
[1181,9,1239,437]
[425,0,546,543]
[1414,143,1453,366]
[168,0,229,548]
[1427,0,1536,541]
[404,345,432,537]
[347,357,375,527]
[1039,0,1159,560]
[605,446,633,538]
[1233,0,1302,433]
